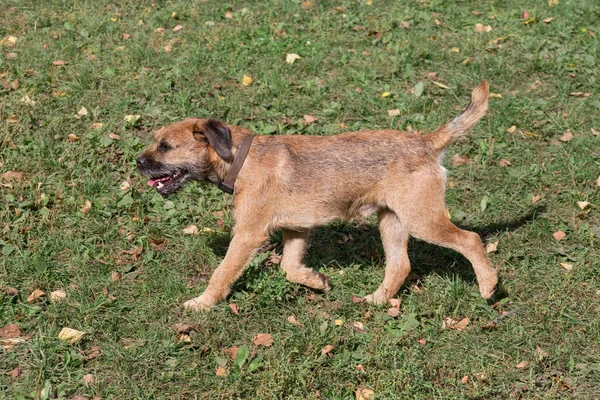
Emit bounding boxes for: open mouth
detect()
[147,170,189,195]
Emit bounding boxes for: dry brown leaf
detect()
[454,317,469,331]
[352,321,365,330]
[67,134,80,143]
[321,344,334,355]
[86,346,101,360]
[516,361,529,369]
[286,53,301,64]
[552,231,566,241]
[461,375,469,384]
[226,346,239,359]
[182,225,199,235]
[387,307,400,317]
[387,109,400,117]
[559,129,574,142]
[253,333,273,347]
[499,159,511,167]
[506,125,517,133]
[83,374,94,386]
[172,25,183,32]
[521,10,530,20]
[11,79,19,90]
[560,262,573,271]
[452,154,471,166]
[443,316,469,331]
[287,315,303,326]
[11,367,21,378]
[216,366,228,376]
[58,327,86,344]
[81,200,92,214]
[597,176,600,187]
[532,194,541,203]
[356,364,365,372]
[52,60,68,66]
[434,19,441,26]
[172,323,192,334]
[27,289,45,303]
[229,303,239,314]
[577,201,590,210]
[417,338,427,345]
[400,21,410,29]
[592,128,598,136]
[472,11,483,16]
[535,345,548,361]
[352,295,364,303]
[1,171,23,182]
[50,290,67,302]
[178,334,192,343]
[90,122,103,130]
[109,133,121,140]
[356,387,375,400]
[242,75,253,86]
[303,114,317,126]
[486,242,498,253]
[224,10,234,19]
[475,23,492,33]
[111,271,121,281]
[6,115,19,123]
[0,324,21,339]
[543,17,553,23]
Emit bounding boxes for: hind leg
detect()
[389,175,498,298]
[280,229,330,291]
[365,209,411,305]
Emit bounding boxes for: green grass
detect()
[1,0,599,398]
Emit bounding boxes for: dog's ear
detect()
[193,119,234,162]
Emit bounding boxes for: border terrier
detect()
[137,81,498,311]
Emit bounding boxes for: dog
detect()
[136,81,498,311]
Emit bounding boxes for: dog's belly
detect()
[271,201,380,230]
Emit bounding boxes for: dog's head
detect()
[136,118,233,196]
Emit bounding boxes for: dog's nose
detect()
[136,157,148,167]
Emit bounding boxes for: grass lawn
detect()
[1,0,599,398]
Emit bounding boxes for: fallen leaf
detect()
[552,231,566,241]
[499,159,511,167]
[178,334,191,343]
[111,271,121,281]
[548,0,558,7]
[431,81,450,89]
[242,75,253,86]
[451,47,460,53]
[454,318,469,332]
[52,60,68,66]
[486,242,498,253]
[434,19,441,26]
[521,10,530,20]
[120,181,130,191]
[117,246,143,262]
[417,338,427,345]
[50,290,67,302]
[226,347,239,359]
[472,11,483,16]
[229,303,239,314]
[560,262,573,271]
[6,115,19,123]
[1,171,23,182]
[172,323,192,333]
[172,25,183,32]
[253,333,273,347]
[535,345,548,361]
[597,176,600,187]
[461,375,469,384]
[58,327,86,344]
[109,133,121,140]
[352,321,365,330]
[387,109,400,117]
[532,194,541,203]
[67,134,80,143]
[86,346,101,360]
[11,367,21,378]
[287,315,303,326]
[452,154,471,166]
[443,316,469,331]
[90,122,103,130]
[356,387,375,400]
[559,129,574,142]
[224,10,233,19]
[489,92,503,98]
[506,125,517,133]
[0,324,21,339]
[334,319,344,326]
[11,79,19,90]
[27,289,45,303]
[516,361,529,369]
[381,91,390,97]
[81,200,92,213]
[303,114,317,126]
[577,201,590,210]
[0,36,18,46]
[400,21,410,29]
[182,225,199,235]
[216,366,228,376]
[286,53,301,64]
[475,23,492,33]
[591,128,598,136]
[356,364,365,372]
[83,374,94,386]
[122,33,131,40]
[387,307,400,317]
[543,17,553,23]
[124,114,141,125]
[321,344,334,355]
[352,295,364,303]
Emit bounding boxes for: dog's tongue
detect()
[147,176,171,187]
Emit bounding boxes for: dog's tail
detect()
[426,81,489,151]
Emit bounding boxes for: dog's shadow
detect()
[207,206,544,291]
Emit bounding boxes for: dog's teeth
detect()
[157,182,164,189]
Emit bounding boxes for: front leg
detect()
[184,228,269,311]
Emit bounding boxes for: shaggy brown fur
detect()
[137,81,498,311]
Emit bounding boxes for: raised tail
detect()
[426,81,489,151]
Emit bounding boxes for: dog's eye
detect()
[158,141,172,153]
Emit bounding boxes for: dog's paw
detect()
[183,295,215,312]
[479,270,499,299]
[364,291,387,305]
[316,272,331,292]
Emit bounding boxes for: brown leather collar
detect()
[218,135,253,194]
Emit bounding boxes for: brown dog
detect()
[137,81,498,311]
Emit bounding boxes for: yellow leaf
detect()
[242,75,253,86]
[334,319,344,326]
[0,36,18,47]
[381,91,390,98]
[451,47,460,53]
[431,81,450,89]
[27,289,45,303]
[58,327,86,344]
[548,0,558,7]
[506,125,517,133]
[489,93,503,98]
